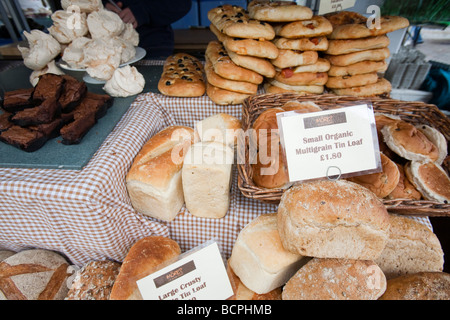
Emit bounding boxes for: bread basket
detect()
[237,93,450,216]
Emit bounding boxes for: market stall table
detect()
[0,60,279,266]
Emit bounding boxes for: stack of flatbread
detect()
[206,4,277,105]
[323,11,409,97]
[249,1,332,95]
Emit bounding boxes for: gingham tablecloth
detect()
[0,91,278,266]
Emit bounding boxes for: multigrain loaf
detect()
[282,258,387,300]
[375,214,444,279]
[277,179,391,260]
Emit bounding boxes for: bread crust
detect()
[325,47,390,67]
[248,0,313,22]
[206,82,251,105]
[328,60,387,77]
[275,70,328,86]
[325,35,390,55]
[271,49,318,69]
[330,77,391,97]
[273,36,329,51]
[274,15,333,38]
[265,80,324,94]
[326,72,379,89]
[227,49,276,78]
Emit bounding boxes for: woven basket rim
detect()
[237,93,450,216]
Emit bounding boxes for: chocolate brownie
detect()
[11,97,61,126]
[0,125,48,152]
[31,73,66,103]
[59,75,87,113]
[2,88,34,112]
[0,112,13,132]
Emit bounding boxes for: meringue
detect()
[87,9,124,39]
[29,60,65,86]
[84,37,123,81]
[48,10,88,44]
[18,30,61,70]
[61,36,92,68]
[114,37,136,64]
[103,65,145,97]
[119,23,139,47]
[61,0,103,13]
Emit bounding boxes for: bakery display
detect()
[0,74,113,151]
[323,11,409,97]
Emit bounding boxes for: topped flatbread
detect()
[247,0,313,22]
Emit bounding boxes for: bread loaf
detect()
[0,250,15,262]
[379,272,450,300]
[66,260,121,300]
[182,141,234,218]
[282,258,387,300]
[126,126,195,221]
[226,261,282,300]
[0,249,70,300]
[194,113,242,149]
[277,179,391,260]
[110,236,181,300]
[375,214,444,279]
[229,213,306,294]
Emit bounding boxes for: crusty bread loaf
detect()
[226,261,282,300]
[182,141,234,219]
[110,236,181,300]
[194,113,242,149]
[229,213,306,294]
[126,126,195,221]
[0,249,70,300]
[379,272,450,300]
[66,260,121,300]
[277,179,391,260]
[404,160,450,203]
[282,258,387,300]
[375,214,444,279]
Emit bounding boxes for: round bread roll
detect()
[386,163,422,200]
[326,72,379,89]
[66,260,121,300]
[381,120,440,163]
[375,214,444,279]
[277,179,391,260]
[346,152,400,198]
[404,161,450,203]
[281,100,322,113]
[379,272,450,300]
[282,258,387,300]
[416,124,447,165]
[374,113,402,158]
[0,249,70,300]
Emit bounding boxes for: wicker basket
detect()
[237,93,450,217]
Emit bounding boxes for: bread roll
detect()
[66,260,121,300]
[386,163,421,200]
[404,160,450,203]
[229,213,306,294]
[126,126,195,221]
[379,272,450,300]
[226,261,282,300]
[277,179,391,260]
[415,124,447,165]
[375,214,444,279]
[0,249,70,300]
[381,120,440,162]
[0,250,15,262]
[110,236,181,300]
[194,113,242,149]
[182,141,234,219]
[346,152,400,198]
[282,258,387,300]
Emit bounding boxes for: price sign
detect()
[137,240,233,300]
[277,104,382,182]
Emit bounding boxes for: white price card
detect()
[277,104,382,183]
[318,0,356,15]
[137,240,233,300]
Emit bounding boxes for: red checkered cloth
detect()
[0,90,433,266]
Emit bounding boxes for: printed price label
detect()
[277,104,381,182]
[318,0,356,15]
[137,240,233,300]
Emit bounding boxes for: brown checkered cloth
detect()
[0,79,432,267]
